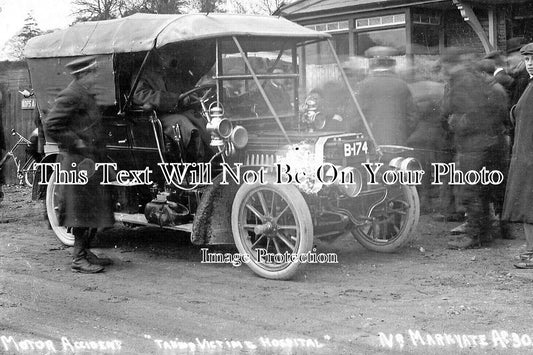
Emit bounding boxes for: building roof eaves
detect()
[280,0,530,17]
[467,0,531,3]
[282,0,398,16]
[282,0,448,19]
[278,0,327,14]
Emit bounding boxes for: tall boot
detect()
[71,228,104,273]
[500,220,514,240]
[85,228,113,266]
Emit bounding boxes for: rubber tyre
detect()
[351,184,419,253]
[46,171,74,246]
[231,183,313,280]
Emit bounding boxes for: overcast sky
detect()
[0,0,291,60]
[0,0,74,58]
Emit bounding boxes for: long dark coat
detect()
[355,72,417,146]
[133,66,181,112]
[442,68,507,152]
[503,79,533,223]
[44,80,114,228]
[406,81,447,151]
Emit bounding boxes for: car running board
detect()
[114,212,193,232]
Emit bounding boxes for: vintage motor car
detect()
[25,13,420,280]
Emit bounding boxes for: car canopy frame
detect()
[24,13,378,151]
[24,13,331,118]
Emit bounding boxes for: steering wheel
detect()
[177,84,217,108]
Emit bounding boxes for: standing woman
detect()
[44,56,114,273]
[502,43,533,268]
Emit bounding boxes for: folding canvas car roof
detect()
[25,13,330,58]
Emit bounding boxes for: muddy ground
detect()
[1,185,533,355]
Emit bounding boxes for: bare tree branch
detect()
[228,0,285,15]
[187,0,224,13]
[72,0,124,21]
[72,0,187,22]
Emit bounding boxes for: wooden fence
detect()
[303,55,441,92]
[0,61,37,185]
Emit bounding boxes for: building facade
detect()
[278,0,533,63]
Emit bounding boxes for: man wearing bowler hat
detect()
[44,56,114,273]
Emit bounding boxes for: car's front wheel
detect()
[351,183,419,252]
[231,183,313,280]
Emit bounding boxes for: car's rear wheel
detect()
[232,183,313,280]
[351,183,419,252]
[46,171,74,246]
[23,157,37,187]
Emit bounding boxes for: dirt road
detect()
[1,185,533,355]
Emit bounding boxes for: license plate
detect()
[344,141,368,157]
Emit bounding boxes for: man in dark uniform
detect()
[44,56,114,273]
[133,52,211,161]
[441,51,509,248]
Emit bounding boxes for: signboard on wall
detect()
[21,98,36,110]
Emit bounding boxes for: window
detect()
[306,21,349,33]
[304,40,336,65]
[354,13,406,56]
[332,33,349,60]
[356,28,406,56]
[305,21,349,64]
[355,14,405,29]
[412,25,440,55]
[412,13,440,25]
[508,3,533,41]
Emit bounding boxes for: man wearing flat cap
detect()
[503,43,533,268]
[44,56,114,274]
[441,49,509,248]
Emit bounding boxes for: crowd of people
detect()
[347,41,533,267]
